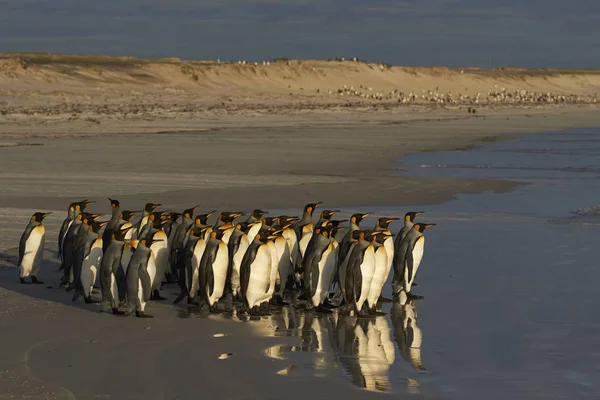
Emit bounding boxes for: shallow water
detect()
[231,127,600,399]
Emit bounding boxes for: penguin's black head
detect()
[252,209,268,219]
[351,230,363,240]
[197,210,216,225]
[191,226,209,237]
[168,212,182,222]
[256,230,272,243]
[304,202,322,215]
[109,198,120,208]
[329,219,347,228]
[414,223,435,233]
[144,203,161,213]
[120,210,137,221]
[264,216,280,227]
[183,204,200,219]
[320,210,339,220]
[331,226,345,237]
[350,213,369,225]
[236,222,249,232]
[377,217,399,229]
[90,220,108,234]
[31,212,51,223]
[220,212,244,223]
[406,211,425,223]
[279,215,299,226]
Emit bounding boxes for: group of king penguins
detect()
[17,198,435,318]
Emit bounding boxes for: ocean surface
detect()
[240,127,600,399]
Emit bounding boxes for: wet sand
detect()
[2,113,600,399]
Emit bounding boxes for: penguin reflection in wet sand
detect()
[393,223,435,299]
[18,212,51,284]
[125,237,160,318]
[391,291,424,371]
[99,225,132,314]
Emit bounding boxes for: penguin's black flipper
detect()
[206,263,215,297]
[139,268,152,302]
[309,260,319,298]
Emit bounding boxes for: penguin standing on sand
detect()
[148,216,170,300]
[393,212,424,281]
[199,229,230,311]
[99,225,132,314]
[374,217,398,299]
[240,230,276,315]
[296,203,321,259]
[18,212,51,284]
[366,232,393,315]
[169,205,199,279]
[225,221,249,297]
[344,230,376,317]
[125,237,160,318]
[394,223,435,298]
[303,226,337,312]
[229,221,260,298]
[73,220,107,303]
[62,212,101,288]
[102,198,121,253]
[339,213,370,265]
[57,200,90,263]
[173,226,209,305]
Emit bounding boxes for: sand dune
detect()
[1,53,600,137]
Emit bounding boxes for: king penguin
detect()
[125,236,162,318]
[99,225,133,314]
[394,223,435,298]
[62,212,101,289]
[315,209,339,228]
[296,202,321,261]
[240,230,276,316]
[302,225,337,312]
[366,231,393,315]
[393,211,424,283]
[148,216,170,300]
[73,219,108,303]
[229,221,260,299]
[133,202,161,239]
[344,230,376,317]
[173,226,209,305]
[246,209,268,224]
[18,212,51,284]
[199,228,230,312]
[57,200,90,263]
[102,198,121,253]
[339,213,370,265]
[169,205,200,280]
[374,217,399,301]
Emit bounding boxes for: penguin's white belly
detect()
[81,239,103,298]
[356,246,375,310]
[150,231,169,289]
[282,229,298,266]
[311,244,335,307]
[274,237,291,295]
[110,272,119,307]
[190,239,207,296]
[264,241,279,301]
[231,235,249,296]
[221,229,233,245]
[20,225,45,278]
[146,253,157,291]
[137,280,146,312]
[246,246,272,308]
[299,231,312,258]
[247,223,261,243]
[382,236,394,283]
[207,243,229,306]
[367,247,388,309]
[123,222,134,240]
[405,237,424,291]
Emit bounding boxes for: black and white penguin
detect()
[315,209,339,228]
[344,230,376,317]
[73,219,108,303]
[246,209,268,224]
[99,225,133,314]
[393,223,435,298]
[366,231,393,315]
[226,221,250,298]
[125,236,162,318]
[302,226,337,312]
[163,212,182,238]
[295,202,322,260]
[148,216,170,300]
[392,211,424,281]
[240,230,276,315]
[214,211,244,229]
[374,217,399,300]
[338,212,370,266]
[133,202,161,239]
[199,229,230,311]
[102,198,121,253]
[169,205,200,280]
[173,226,209,305]
[17,211,51,284]
[57,200,90,263]
[62,212,101,289]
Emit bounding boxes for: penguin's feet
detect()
[406,292,425,300]
[112,308,126,316]
[135,311,154,318]
[259,302,271,316]
[66,283,75,292]
[321,299,338,309]
[84,296,100,304]
[31,276,45,284]
[315,305,333,314]
[209,305,221,314]
[187,297,200,306]
[19,278,31,284]
[249,306,263,316]
[150,290,167,301]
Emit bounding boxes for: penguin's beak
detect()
[416,211,425,215]
[387,217,400,222]
[43,212,52,217]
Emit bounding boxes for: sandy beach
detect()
[2,54,600,399]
